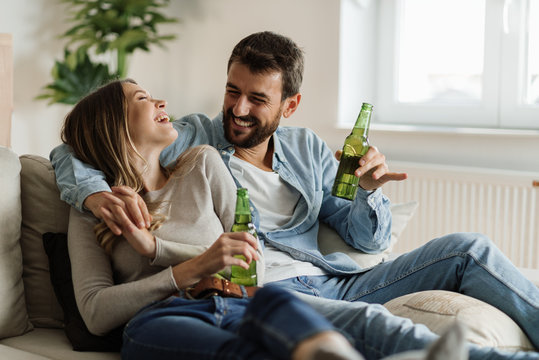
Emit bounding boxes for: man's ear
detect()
[282,93,301,118]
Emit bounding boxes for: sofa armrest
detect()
[0,146,32,339]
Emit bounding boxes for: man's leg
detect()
[343,233,538,348]
[273,233,538,350]
[294,293,539,360]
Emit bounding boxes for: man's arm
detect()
[50,144,151,234]
[50,143,111,212]
[318,139,406,253]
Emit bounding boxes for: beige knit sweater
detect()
[68,146,252,336]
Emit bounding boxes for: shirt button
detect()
[228,147,234,151]
[250,207,254,212]
[217,143,222,147]
[221,151,226,155]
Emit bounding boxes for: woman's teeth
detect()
[156,114,170,123]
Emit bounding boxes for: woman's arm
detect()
[68,208,178,336]
[70,210,260,335]
[118,217,260,289]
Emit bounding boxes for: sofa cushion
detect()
[19,154,70,328]
[0,147,32,339]
[0,328,120,360]
[0,344,51,360]
[384,290,535,351]
[43,232,123,352]
[319,201,418,268]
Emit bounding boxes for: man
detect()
[51,32,538,359]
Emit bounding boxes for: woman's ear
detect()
[282,93,301,118]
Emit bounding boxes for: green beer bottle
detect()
[230,188,258,286]
[331,103,373,201]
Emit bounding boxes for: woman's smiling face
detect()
[123,82,177,153]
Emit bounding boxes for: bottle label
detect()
[332,153,362,201]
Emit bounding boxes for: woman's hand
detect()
[118,215,157,259]
[171,232,259,289]
[199,232,259,270]
[83,186,151,235]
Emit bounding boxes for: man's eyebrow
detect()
[226,82,269,100]
[226,82,239,90]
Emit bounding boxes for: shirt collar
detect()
[271,128,286,165]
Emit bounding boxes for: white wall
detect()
[2,0,538,173]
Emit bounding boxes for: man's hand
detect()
[83,186,151,236]
[335,147,407,190]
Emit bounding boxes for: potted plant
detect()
[37,0,178,105]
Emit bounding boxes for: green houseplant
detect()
[38,0,178,105]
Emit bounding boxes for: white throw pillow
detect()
[384,290,534,352]
[318,201,418,268]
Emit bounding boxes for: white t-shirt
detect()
[229,155,327,283]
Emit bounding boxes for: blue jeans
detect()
[273,233,539,360]
[121,285,334,360]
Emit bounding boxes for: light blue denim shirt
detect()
[50,112,392,274]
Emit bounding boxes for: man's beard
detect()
[222,107,281,148]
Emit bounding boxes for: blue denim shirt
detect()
[50,112,392,274]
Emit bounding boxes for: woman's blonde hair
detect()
[61,79,169,253]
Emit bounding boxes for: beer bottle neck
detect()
[234,189,252,224]
[352,109,371,138]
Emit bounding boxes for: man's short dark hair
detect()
[227,31,304,101]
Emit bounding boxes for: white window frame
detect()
[499,0,539,128]
[338,0,539,130]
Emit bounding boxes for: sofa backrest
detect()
[19,154,71,328]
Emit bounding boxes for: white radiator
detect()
[383,161,539,270]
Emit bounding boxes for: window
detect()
[339,0,539,130]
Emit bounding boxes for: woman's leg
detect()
[234,285,362,360]
[122,287,361,360]
[122,296,270,360]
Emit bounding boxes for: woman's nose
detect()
[155,99,167,108]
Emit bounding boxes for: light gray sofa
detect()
[0,146,535,359]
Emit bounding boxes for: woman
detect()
[62,79,364,360]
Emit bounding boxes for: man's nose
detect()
[232,95,250,117]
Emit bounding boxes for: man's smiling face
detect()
[222,62,284,148]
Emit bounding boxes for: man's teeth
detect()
[234,118,253,127]
[156,114,170,123]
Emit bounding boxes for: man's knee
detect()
[433,232,495,255]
